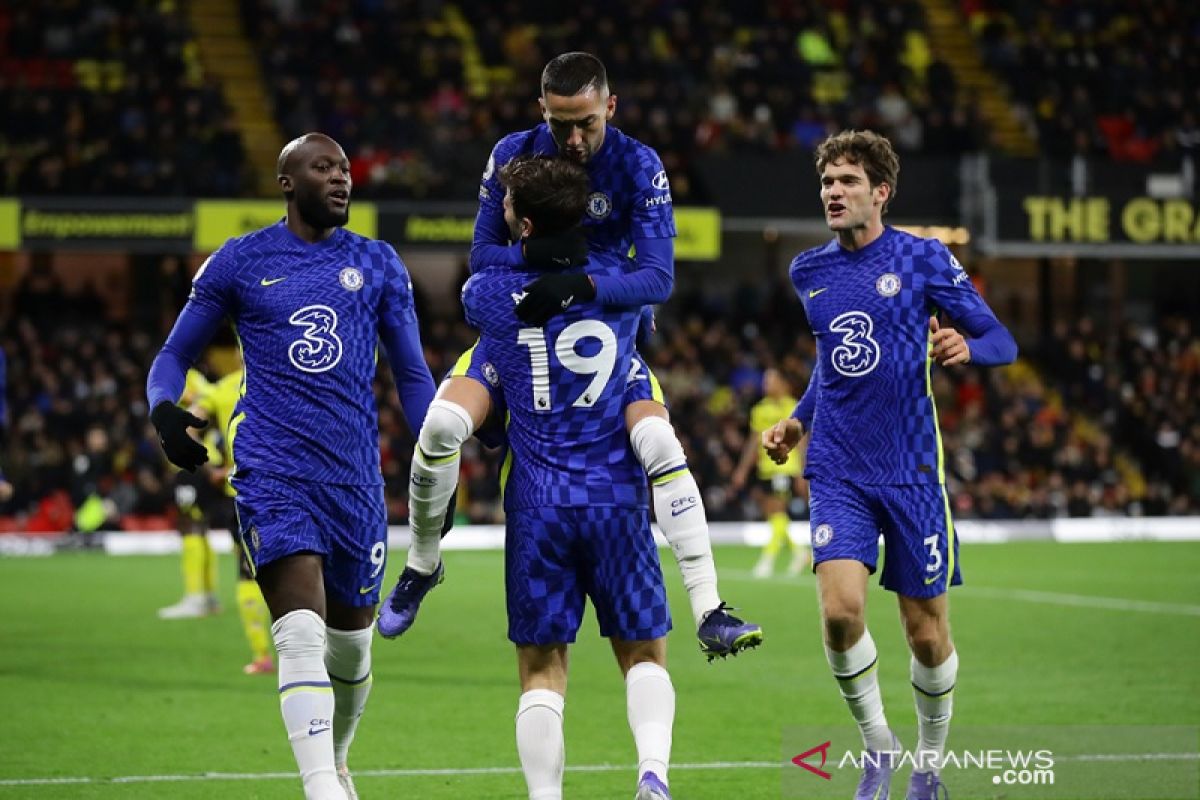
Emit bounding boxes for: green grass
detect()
[1,542,1198,798]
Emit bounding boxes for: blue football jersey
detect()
[476,124,675,265]
[188,221,418,485]
[461,257,648,513]
[791,227,1003,485]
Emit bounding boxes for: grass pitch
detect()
[1,541,1197,798]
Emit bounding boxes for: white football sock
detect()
[630,416,721,627]
[407,399,473,574]
[324,626,373,770]
[825,630,894,753]
[273,610,345,799]
[515,689,565,800]
[912,649,958,774]
[625,662,674,783]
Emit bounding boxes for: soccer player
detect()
[761,131,1017,800]
[381,52,761,660]
[157,369,224,620]
[192,365,276,675]
[468,154,675,800]
[732,368,811,579]
[146,132,435,800]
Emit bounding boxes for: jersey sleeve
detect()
[923,241,997,323]
[146,245,237,410]
[378,245,436,434]
[469,140,525,273]
[628,145,676,240]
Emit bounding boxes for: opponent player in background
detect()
[761,131,1017,800]
[466,154,675,800]
[192,365,276,675]
[147,133,436,800]
[381,52,761,660]
[732,368,811,579]
[156,369,222,620]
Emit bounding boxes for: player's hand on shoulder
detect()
[762,418,802,464]
[515,272,597,326]
[522,228,589,270]
[929,316,971,366]
[150,401,209,472]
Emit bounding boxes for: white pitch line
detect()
[3,755,1196,788]
[719,570,1200,616]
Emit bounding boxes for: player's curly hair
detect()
[814,130,900,214]
[499,155,590,236]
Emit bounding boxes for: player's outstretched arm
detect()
[589,236,674,307]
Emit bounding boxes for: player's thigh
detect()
[610,635,667,675]
[505,507,587,646]
[877,483,960,599]
[306,482,389,612]
[516,643,570,694]
[256,553,327,621]
[579,506,672,643]
[623,353,669,430]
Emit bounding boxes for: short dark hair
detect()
[541,52,608,98]
[814,130,900,214]
[499,155,590,237]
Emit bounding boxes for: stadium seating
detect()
[0,2,248,195]
[962,0,1200,162]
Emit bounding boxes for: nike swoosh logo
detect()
[560,294,574,309]
[809,287,829,298]
[924,573,942,585]
[308,726,331,736]
[671,503,697,517]
[261,276,287,286]
[359,583,379,595]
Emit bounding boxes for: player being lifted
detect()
[379,52,762,660]
[466,154,676,800]
[762,131,1017,800]
[147,133,436,800]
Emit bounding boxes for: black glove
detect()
[516,272,597,326]
[150,401,209,472]
[439,489,458,539]
[522,228,589,270]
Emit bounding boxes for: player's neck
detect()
[835,219,886,252]
[285,212,337,244]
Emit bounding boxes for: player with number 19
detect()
[463,155,677,800]
[761,131,1017,800]
[146,133,436,800]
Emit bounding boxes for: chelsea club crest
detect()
[340,267,364,291]
[875,272,901,297]
[586,192,612,220]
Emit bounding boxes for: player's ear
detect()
[520,216,534,239]
[605,92,617,120]
[875,181,891,208]
[538,97,548,119]
[278,174,292,194]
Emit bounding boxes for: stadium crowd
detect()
[965,0,1200,162]
[2,264,1196,534]
[243,0,983,201]
[0,1,248,195]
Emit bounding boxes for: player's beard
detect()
[296,190,350,230]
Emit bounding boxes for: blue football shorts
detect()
[505,505,672,645]
[808,477,961,597]
[231,471,388,607]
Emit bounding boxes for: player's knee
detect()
[419,399,475,458]
[271,608,326,656]
[629,415,686,476]
[822,606,866,650]
[904,619,951,666]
